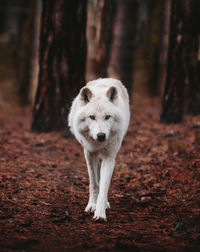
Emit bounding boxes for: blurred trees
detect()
[145,0,165,97]
[0,0,30,81]
[31,0,87,132]
[109,0,138,96]
[0,0,199,128]
[94,0,115,77]
[161,0,200,123]
[0,0,28,38]
[131,0,170,98]
[87,0,138,97]
[185,1,200,115]
[19,0,40,105]
[87,0,115,79]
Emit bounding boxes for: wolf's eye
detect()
[105,115,111,120]
[89,115,95,120]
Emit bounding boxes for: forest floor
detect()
[0,97,200,252]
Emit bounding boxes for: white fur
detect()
[68,78,130,220]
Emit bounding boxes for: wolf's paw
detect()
[85,202,96,213]
[93,208,107,221]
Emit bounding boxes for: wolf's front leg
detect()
[84,150,100,213]
[93,157,115,221]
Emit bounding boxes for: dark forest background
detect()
[0,2,200,250]
[0,0,199,132]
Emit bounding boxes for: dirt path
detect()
[0,105,200,251]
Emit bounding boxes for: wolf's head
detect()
[77,86,120,142]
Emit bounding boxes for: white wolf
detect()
[68,78,130,220]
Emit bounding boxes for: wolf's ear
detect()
[80,87,93,104]
[107,86,118,102]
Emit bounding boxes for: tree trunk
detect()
[185,0,200,115]
[146,0,165,97]
[109,0,138,97]
[86,0,115,80]
[157,0,171,96]
[0,0,6,34]
[32,0,87,132]
[19,0,37,105]
[161,0,200,123]
[94,0,115,77]
[161,0,187,123]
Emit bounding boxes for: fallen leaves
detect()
[0,106,199,251]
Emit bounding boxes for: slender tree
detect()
[161,0,200,123]
[109,0,138,97]
[146,0,165,96]
[160,0,185,123]
[19,0,38,105]
[94,0,115,77]
[0,0,6,34]
[185,0,200,115]
[86,0,115,80]
[32,0,87,132]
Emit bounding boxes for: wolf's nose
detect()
[97,132,106,142]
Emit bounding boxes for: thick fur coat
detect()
[68,78,130,220]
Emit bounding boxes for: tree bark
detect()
[86,0,115,80]
[161,0,200,123]
[94,0,115,77]
[146,0,165,97]
[185,0,200,115]
[109,0,138,97]
[32,0,87,132]
[19,0,37,105]
[160,0,185,123]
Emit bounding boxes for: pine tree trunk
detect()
[161,0,186,123]
[19,0,37,105]
[94,0,115,77]
[146,0,165,96]
[109,0,138,96]
[185,0,200,115]
[161,0,200,123]
[86,0,115,80]
[32,0,87,132]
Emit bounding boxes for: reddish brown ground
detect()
[0,101,200,251]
